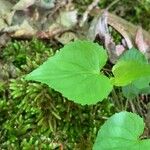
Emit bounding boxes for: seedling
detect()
[26,40,150,149]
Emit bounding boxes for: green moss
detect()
[2,39,52,68]
[0,0,149,148]
[0,39,116,149]
[0,0,149,149]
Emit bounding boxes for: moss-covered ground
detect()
[0,0,150,149]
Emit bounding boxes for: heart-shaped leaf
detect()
[113,48,150,98]
[111,48,150,86]
[118,48,147,63]
[25,40,112,105]
[112,61,150,86]
[93,111,150,150]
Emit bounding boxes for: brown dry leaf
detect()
[13,0,36,10]
[55,32,78,44]
[0,0,13,15]
[0,33,10,48]
[135,27,149,54]
[0,0,77,40]
[13,20,35,37]
[0,0,13,30]
[57,10,78,28]
[0,19,8,30]
[35,0,55,9]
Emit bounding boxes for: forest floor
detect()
[0,0,150,149]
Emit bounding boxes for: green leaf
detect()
[112,48,150,86]
[93,111,150,150]
[25,40,112,105]
[122,77,150,99]
[133,77,150,90]
[112,61,150,86]
[114,48,150,98]
[118,48,147,63]
[122,83,140,99]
